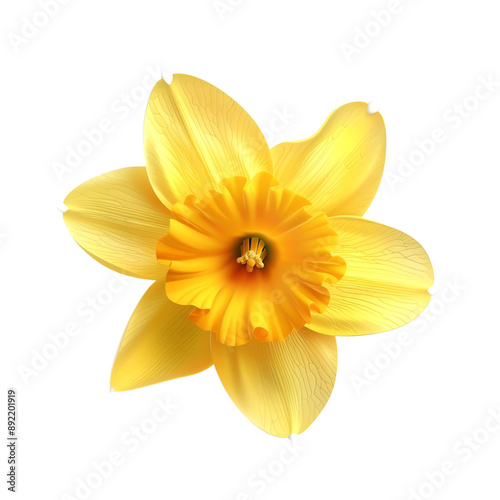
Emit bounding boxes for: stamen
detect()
[236,237,267,272]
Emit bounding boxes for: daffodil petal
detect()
[144,74,273,208]
[271,102,386,216]
[211,328,337,437]
[110,279,213,391]
[63,167,171,280]
[308,216,434,336]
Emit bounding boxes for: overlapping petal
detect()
[211,327,337,437]
[308,216,434,336]
[63,167,171,280]
[110,279,213,391]
[271,102,386,217]
[144,74,273,209]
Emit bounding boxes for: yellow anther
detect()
[237,238,267,273]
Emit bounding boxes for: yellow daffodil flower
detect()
[63,74,433,438]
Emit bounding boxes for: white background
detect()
[2,1,500,499]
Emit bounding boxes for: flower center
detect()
[236,237,267,273]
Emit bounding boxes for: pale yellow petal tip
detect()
[162,72,173,85]
[57,203,68,213]
[109,386,116,393]
[288,432,298,442]
[367,101,380,114]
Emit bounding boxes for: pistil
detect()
[236,237,267,272]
